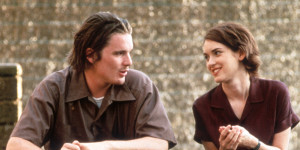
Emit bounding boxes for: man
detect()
[6,12,177,150]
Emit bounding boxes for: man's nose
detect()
[124,53,132,66]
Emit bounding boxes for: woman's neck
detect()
[222,72,251,102]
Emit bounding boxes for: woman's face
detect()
[202,40,244,83]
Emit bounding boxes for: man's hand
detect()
[65,140,109,150]
[60,141,80,150]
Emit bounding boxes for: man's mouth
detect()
[119,69,128,77]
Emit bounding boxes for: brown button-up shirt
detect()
[193,77,299,149]
[11,67,177,150]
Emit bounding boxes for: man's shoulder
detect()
[125,69,152,88]
[126,69,149,78]
[39,67,71,87]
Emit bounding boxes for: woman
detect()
[193,22,299,150]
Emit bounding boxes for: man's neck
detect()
[84,70,111,98]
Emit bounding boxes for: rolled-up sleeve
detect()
[274,82,299,133]
[134,81,177,148]
[10,77,57,147]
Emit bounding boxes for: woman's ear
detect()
[238,50,246,61]
[86,48,95,63]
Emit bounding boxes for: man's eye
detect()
[115,51,125,55]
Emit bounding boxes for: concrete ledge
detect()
[0,101,19,123]
[0,63,23,149]
[0,77,20,101]
[0,63,22,76]
[0,64,22,101]
[0,124,14,150]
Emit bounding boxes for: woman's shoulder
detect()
[254,77,288,92]
[193,86,218,108]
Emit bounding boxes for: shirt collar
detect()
[210,84,227,108]
[247,77,264,103]
[108,84,136,101]
[66,68,136,102]
[66,69,90,102]
[210,77,264,108]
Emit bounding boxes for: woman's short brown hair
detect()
[204,22,261,77]
[68,12,132,73]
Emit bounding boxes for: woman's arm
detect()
[263,127,290,150]
[235,126,290,150]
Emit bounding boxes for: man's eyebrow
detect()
[113,50,126,53]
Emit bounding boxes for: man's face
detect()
[87,33,133,86]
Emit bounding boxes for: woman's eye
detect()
[215,51,221,55]
[204,55,209,61]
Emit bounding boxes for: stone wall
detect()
[1,0,300,149]
[0,64,22,150]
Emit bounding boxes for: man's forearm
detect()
[6,137,41,150]
[78,136,168,150]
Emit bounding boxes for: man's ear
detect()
[86,48,95,63]
[238,50,246,61]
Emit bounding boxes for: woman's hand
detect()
[231,126,258,148]
[219,125,258,149]
[218,125,242,150]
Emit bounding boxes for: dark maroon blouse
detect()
[193,77,299,149]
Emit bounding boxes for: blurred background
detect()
[1,0,300,149]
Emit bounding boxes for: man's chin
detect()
[113,78,126,85]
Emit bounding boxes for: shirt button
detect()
[92,125,97,133]
[69,103,75,110]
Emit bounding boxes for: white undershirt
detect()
[91,96,104,108]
